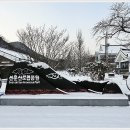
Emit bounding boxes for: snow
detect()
[29,62,49,69]
[56,71,92,81]
[0,106,130,128]
[0,47,30,62]
[1,93,127,99]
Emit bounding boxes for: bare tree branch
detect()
[93,2,130,43]
[17,24,70,67]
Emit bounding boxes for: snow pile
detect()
[56,70,92,82]
[1,92,126,99]
[29,62,49,69]
[56,71,106,83]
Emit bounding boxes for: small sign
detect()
[46,73,62,80]
[9,74,40,84]
[8,68,40,84]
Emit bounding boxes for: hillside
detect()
[10,41,47,62]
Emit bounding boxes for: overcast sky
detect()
[0,1,114,54]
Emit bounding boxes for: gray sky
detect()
[0,1,113,54]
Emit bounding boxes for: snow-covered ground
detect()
[0,106,130,128]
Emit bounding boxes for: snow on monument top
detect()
[29,62,50,69]
[0,47,29,62]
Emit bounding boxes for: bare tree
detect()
[93,2,130,43]
[17,24,69,66]
[76,30,85,71]
[64,31,89,70]
[43,26,69,63]
[65,42,78,69]
[17,24,46,60]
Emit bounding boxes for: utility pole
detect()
[105,31,108,63]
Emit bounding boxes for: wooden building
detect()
[95,44,127,72]
[115,48,130,74]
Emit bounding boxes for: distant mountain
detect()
[10,42,32,52]
[0,37,48,63]
[0,37,14,50]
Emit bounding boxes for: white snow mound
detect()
[29,62,49,69]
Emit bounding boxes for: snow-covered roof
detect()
[121,49,130,61]
[122,49,130,57]
[115,50,128,63]
[98,45,126,54]
[115,48,130,62]
[0,47,30,62]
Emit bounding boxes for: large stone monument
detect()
[6,62,78,94]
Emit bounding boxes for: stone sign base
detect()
[0,93,129,106]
